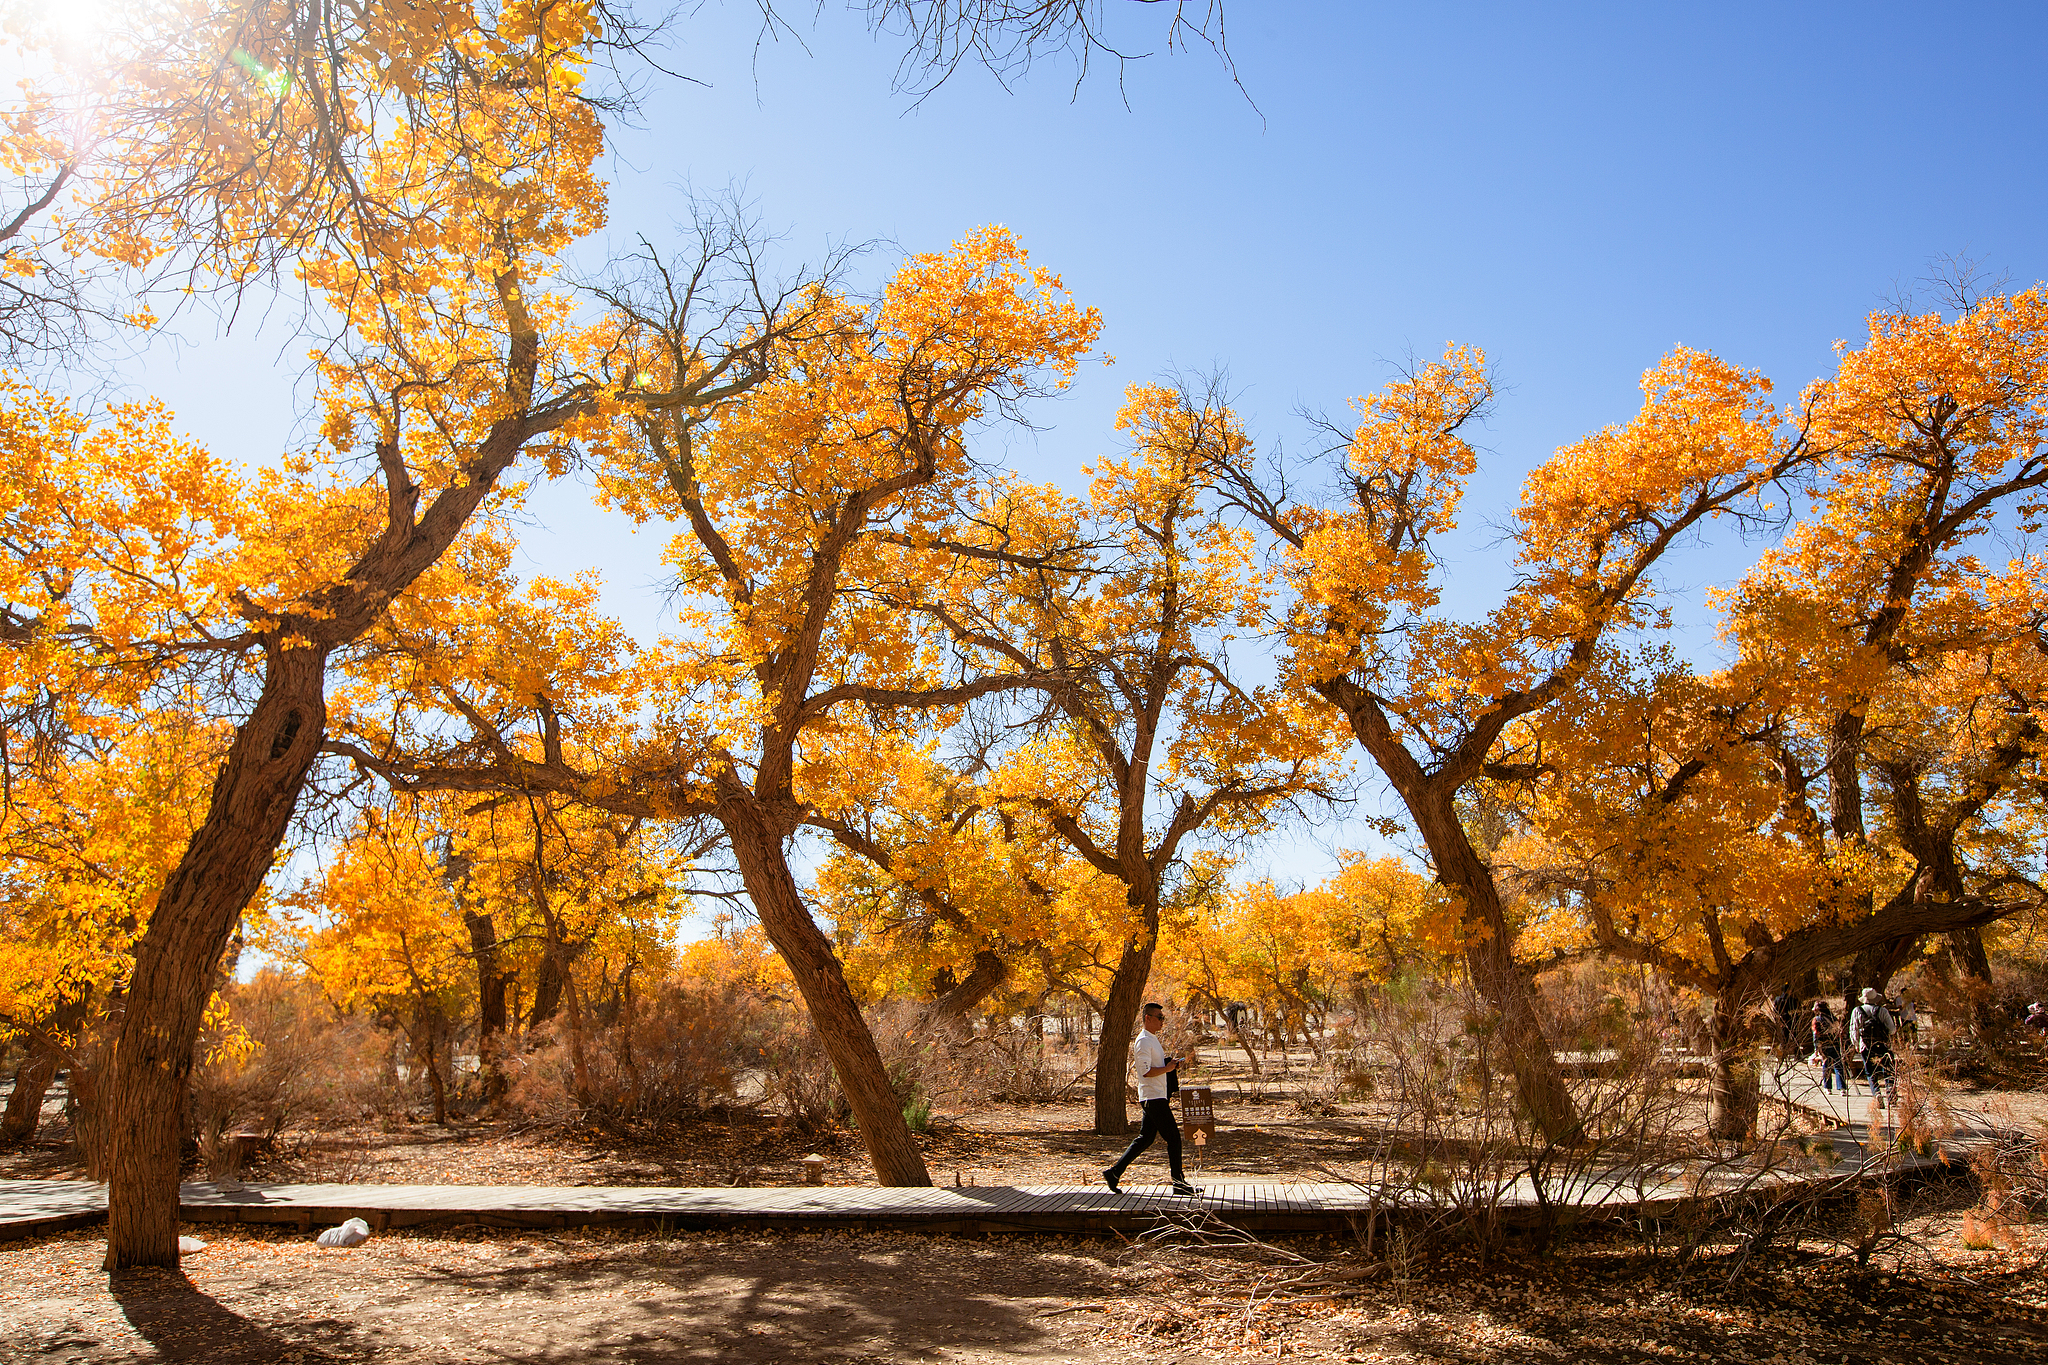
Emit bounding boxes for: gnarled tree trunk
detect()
[927,949,1007,1034]
[1317,679,1582,1146]
[1848,933,1919,1002]
[1,1042,58,1145]
[1092,926,1157,1136]
[101,644,329,1269]
[1704,991,1761,1142]
[0,995,87,1146]
[720,793,929,1186]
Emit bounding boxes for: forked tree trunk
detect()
[927,950,1007,1033]
[720,794,930,1186]
[1092,916,1157,1136]
[101,644,329,1269]
[1319,682,1582,1146]
[0,995,85,1146]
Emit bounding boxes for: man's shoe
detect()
[1171,1181,1202,1196]
[1101,1168,1122,1193]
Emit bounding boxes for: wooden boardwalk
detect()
[0,1066,1993,1245]
[0,1175,1669,1241]
[0,1155,1934,1244]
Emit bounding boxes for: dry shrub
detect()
[1966,1109,2048,1256]
[1326,975,1698,1257]
[958,1016,1077,1102]
[499,1034,589,1125]
[620,974,765,1119]
[187,971,385,1176]
[1533,960,1644,1054]
[871,1005,1084,1112]
[1916,962,2048,1085]
[728,997,1090,1133]
[753,1006,842,1129]
[504,974,771,1127]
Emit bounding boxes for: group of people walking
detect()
[1775,987,1913,1103]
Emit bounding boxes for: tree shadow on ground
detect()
[332,1238,1108,1363]
[1325,1251,2048,1365]
[110,1265,370,1364]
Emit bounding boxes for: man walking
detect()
[1849,987,1897,1107]
[1103,1002,1200,1196]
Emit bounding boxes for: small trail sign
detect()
[1179,1084,1215,1138]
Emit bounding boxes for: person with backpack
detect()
[1810,999,1849,1093]
[1849,987,1897,1104]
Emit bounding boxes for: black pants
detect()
[1108,1098,1183,1182]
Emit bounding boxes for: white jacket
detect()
[1132,1028,1169,1102]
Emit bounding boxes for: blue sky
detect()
[122,1,2048,881]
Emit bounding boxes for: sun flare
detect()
[15,0,114,52]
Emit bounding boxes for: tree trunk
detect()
[1318,678,1582,1146]
[463,909,510,1101]
[1194,989,1261,1074]
[1948,926,1993,983]
[1410,797,1583,1145]
[1093,930,1156,1136]
[1704,992,1761,1142]
[720,793,930,1186]
[101,644,329,1269]
[619,962,641,1116]
[557,942,592,1107]
[927,950,1007,1033]
[528,934,569,1030]
[1849,933,1918,1000]
[1,995,86,1146]
[415,1016,449,1126]
[1,1046,56,1145]
[1932,925,1996,1036]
